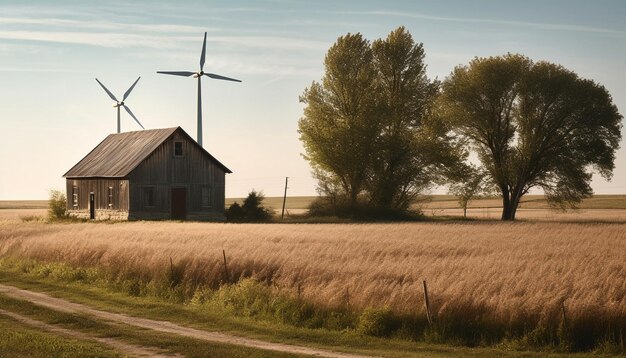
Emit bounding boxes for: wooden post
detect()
[423,280,433,326]
[222,249,229,283]
[281,177,289,220]
[561,300,568,332]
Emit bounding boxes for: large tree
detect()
[367,27,458,211]
[299,28,463,214]
[298,33,379,208]
[439,54,622,220]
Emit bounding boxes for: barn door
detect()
[171,187,186,220]
[89,192,95,220]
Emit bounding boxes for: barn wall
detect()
[65,178,129,220]
[127,131,226,221]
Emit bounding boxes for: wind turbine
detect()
[157,32,241,147]
[95,77,144,133]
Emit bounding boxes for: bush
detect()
[307,196,422,221]
[48,189,67,220]
[226,190,273,222]
[357,307,396,337]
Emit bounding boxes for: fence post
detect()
[423,280,433,326]
[222,249,229,283]
[561,300,568,332]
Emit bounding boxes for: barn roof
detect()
[63,127,231,178]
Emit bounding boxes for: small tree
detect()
[448,168,492,218]
[48,189,67,220]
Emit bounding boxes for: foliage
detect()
[448,166,494,217]
[357,307,397,337]
[226,190,273,222]
[47,189,67,221]
[299,27,464,216]
[299,32,378,209]
[438,54,623,220]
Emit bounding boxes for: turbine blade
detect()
[123,105,144,129]
[123,76,141,101]
[157,71,195,77]
[95,78,118,102]
[200,32,207,71]
[204,73,242,82]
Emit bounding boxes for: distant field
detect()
[5,195,624,211]
[3,195,625,222]
[0,200,47,209]
[227,194,626,210]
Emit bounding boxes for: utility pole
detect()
[281,177,289,220]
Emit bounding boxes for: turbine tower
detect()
[157,32,241,147]
[95,77,144,133]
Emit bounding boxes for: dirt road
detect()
[0,308,176,357]
[0,284,372,358]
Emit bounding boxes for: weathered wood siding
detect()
[65,178,129,219]
[127,131,226,220]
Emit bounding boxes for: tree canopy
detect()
[438,54,622,220]
[299,27,464,216]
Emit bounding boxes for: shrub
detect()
[47,189,67,220]
[225,202,245,222]
[226,190,273,222]
[357,307,396,337]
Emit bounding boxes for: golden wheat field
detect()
[0,220,624,325]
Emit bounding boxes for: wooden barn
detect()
[63,127,231,221]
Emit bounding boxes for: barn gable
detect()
[63,127,231,178]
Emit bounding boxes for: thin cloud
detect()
[335,10,626,36]
[0,29,328,53]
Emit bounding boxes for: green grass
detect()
[0,313,121,358]
[0,293,306,358]
[0,261,607,358]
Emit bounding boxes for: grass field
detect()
[0,219,624,353]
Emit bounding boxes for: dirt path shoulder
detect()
[0,284,372,358]
[0,308,175,357]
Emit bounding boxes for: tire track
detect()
[0,284,373,358]
[0,308,176,357]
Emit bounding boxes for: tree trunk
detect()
[501,188,523,221]
[349,189,358,212]
[501,187,514,221]
[463,204,467,218]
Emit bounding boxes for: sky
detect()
[0,0,625,200]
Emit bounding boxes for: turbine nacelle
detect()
[156,31,242,147]
[95,77,144,133]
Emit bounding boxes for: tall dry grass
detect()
[0,220,624,349]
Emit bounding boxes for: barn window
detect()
[143,187,155,207]
[201,186,212,208]
[72,186,78,207]
[107,187,113,208]
[174,141,184,157]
